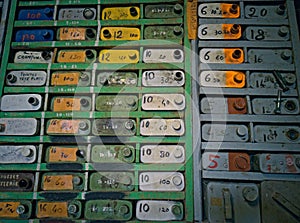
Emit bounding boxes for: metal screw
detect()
[73,176,82,185]
[172,205,182,216]
[16,205,26,215]
[85,50,94,59]
[80,98,90,107]
[232,49,241,59]
[173,50,182,60]
[284,73,296,86]
[68,204,78,214]
[274,89,283,114]
[174,147,183,159]
[41,51,51,60]
[80,72,89,81]
[79,121,88,131]
[44,8,53,17]
[6,74,17,83]
[21,147,33,157]
[174,71,183,81]
[174,97,184,106]
[281,50,292,60]
[278,26,289,37]
[233,98,246,111]
[121,147,132,157]
[236,126,247,137]
[83,8,95,19]
[119,205,129,215]
[43,31,51,39]
[286,129,299,141]
[172,176,183,186]
[122,176,132,186]
[76,149,85,158]
[18,179,29,188]
[174,4,183,14]
[28,97,39,106]
[130,7,138,17]
[172,120,182,131]
[173,26,183,36]
[86,28,96,39]
[126,97,136,107]
[229,4,239,14]
[125,120,135,131]
[242,187,258,202]
[103,29,112,38]
[234,155,249,170]
[230,24,240,34]
[276,4,286,15]
[233,73,243,84]
[128,53,137,60]
[284,100,296,112]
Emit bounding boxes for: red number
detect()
[208,154,220,169]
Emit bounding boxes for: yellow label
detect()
[187,0,198,40]
[101,27,140,40]
[0,202,20,218]
[224,49,244,64]
[223,24,242,39]
[42,175,74,190]
[102,7,140,20]
[99,49,139,63]
[59,27,86,40]
[53,98,81,112]
[225,71,245,88]
[48,147,78,162]
[37,201,68,218]
[47,119,80,134]
[51,72,80,86]
[57,50,87,63]
[221,3,240,18]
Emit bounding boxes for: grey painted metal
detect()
[195,0,300,221]
[0,0,9,63]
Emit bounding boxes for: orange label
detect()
[42,175,73,190]
[51,72,80,86]
[53,98,81,112]
[48,147,78,162]
[229,153,250,171]
[221,3,240,18]
[225,71,245,88]
[224,49,244,64]
[187,0,198,40]
[57,50,87,63]
[227,98,247,114]
[59,27,86,40]
[0,202,20,218]
[47,119,80,134]
[223,24,242,39]
[37,201,68,218]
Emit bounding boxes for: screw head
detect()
[68,204,78,214]
[243,186,258,202]
[16,205,26,215]
[83,8,95,19]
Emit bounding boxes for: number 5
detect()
[208,154,220,169]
